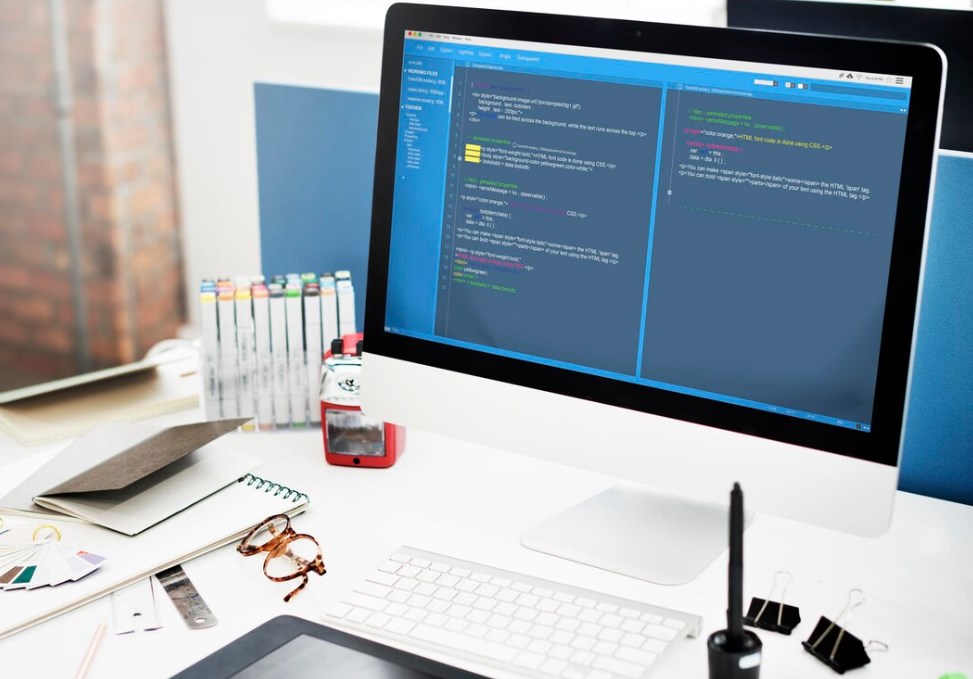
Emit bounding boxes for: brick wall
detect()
[0,0,183,391]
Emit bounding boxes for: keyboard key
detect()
[414,583,437,596]
[620,607,640,619]
[346,607,370,624]
[407,594,430,608]
[468,610,490,624]
[491,576,511,588]
[378,561,401,574]
[471,572,492,583]
[593,640,619,656]
[575,597,596,608]
[516,593,540,608]
[432,588,456,602]
[365,612,391,628]
[430,562,451,573]
[621,633,647,648]
[404,608,427,623]
[597,602,618,613]
[513,650,545,670]
[325,603,352,619]
[388,589,411,603]
[425,613,447,627]
[472,598,496,612]
[393,578,418,592]
[427,600,450,614]
[389,552,411,563]
[644,624,679,642]
[537,598,561,613]
[600,613,623,628]
[578,608,602,623]
[397,565,421,578]
[484,629,510,644]
[466,623,488,638]
[385,618,415,636]
[641,612,663,624]
[446,604,471,619]
[367,571,399,587]
[527,639,553,654]
[570,635,596,651]
[444,618,468,633]
[417,570,440,583]
[437,574,460,588]
[355,582,392,598]
[487,614,512,629]
[345,592,388,612]
[620,618,645,634]
[454,592,477,606]
[553,592,574,603]
[664,618,686,630]
[412,558,431,568]
[508,634,530,649]
[569,649,595,666]
[450,567,471,578]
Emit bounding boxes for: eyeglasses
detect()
[237,514,326,602]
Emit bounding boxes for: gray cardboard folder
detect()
[0,418,257,536]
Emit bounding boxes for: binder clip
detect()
[802,589,875,674]
[745,570,801,635]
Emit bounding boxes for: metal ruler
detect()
[155,565,218,629]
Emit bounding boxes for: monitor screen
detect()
[727,0,973,154]
[363,5,943,561]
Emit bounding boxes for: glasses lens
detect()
[266,536,319,578]
[245,516,289,550]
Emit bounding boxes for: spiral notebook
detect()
[0,470,309,640]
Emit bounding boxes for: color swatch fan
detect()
[0,520,106,590]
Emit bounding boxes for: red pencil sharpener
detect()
[320,333,405,468]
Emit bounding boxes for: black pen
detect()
[708,482,761,678]
[728,482,744,647]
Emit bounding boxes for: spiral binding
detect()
[238,473,309,503]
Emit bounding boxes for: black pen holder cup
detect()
[707,629,762,679]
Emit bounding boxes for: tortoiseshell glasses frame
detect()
[237,514,326,602]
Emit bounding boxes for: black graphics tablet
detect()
[171,616,487,679]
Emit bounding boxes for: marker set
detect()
[199,271,357,430]
[0,522,106,591]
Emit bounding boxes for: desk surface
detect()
[1,410,971,678]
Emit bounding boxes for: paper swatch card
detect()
[0,521,106,591]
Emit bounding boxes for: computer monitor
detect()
[362,3,944,584]
[727,0,973,154]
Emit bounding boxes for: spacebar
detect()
[410,624,519,663]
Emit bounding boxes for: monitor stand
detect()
[520,485,751,585]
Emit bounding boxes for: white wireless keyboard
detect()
[324,546,702,679]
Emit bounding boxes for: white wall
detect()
[165,0,384,328]
[164,0,724,329]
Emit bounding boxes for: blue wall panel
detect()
[254,84,378,331]
[900,153,973,505]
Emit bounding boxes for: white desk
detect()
[1,410,971,678]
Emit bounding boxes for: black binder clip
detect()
[745,570,801,635]
[802,589,874,674]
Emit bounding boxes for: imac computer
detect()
[727,0,973,154]
[362,3,944,584]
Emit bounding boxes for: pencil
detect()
[74,618,107,679]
